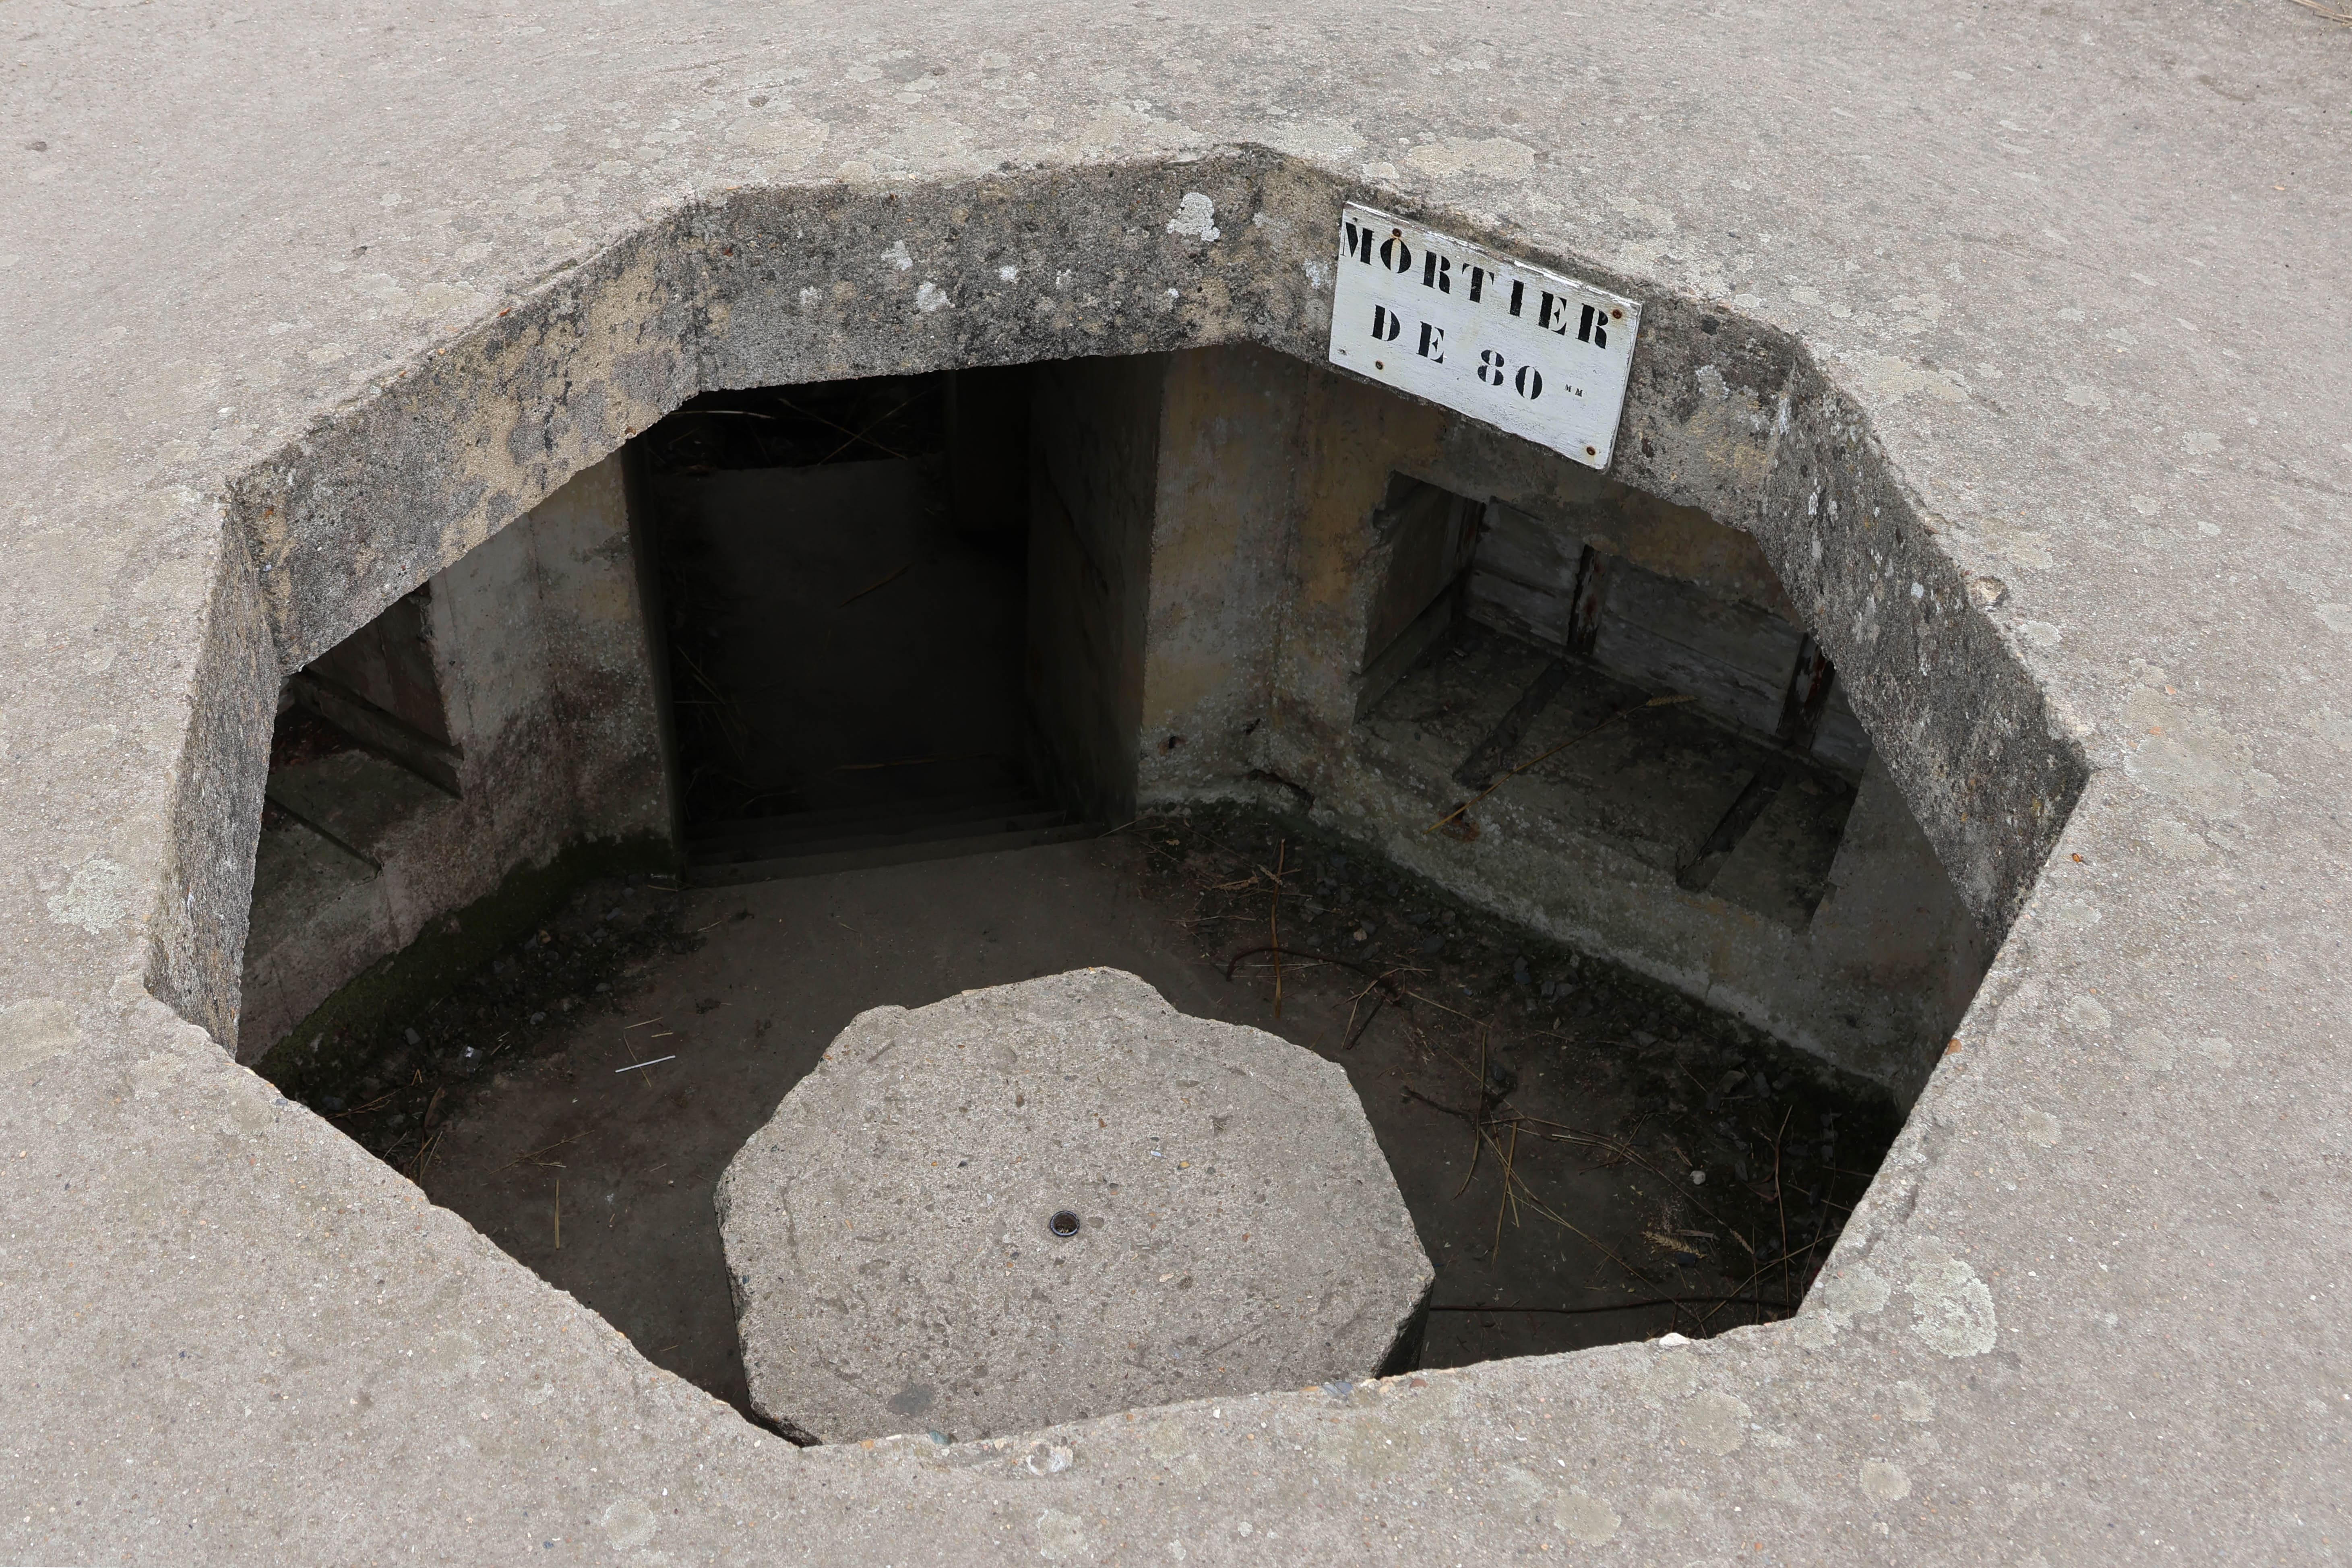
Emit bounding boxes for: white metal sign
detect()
[1327,204,1642,470]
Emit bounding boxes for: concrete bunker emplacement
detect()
[23,5,2346,1558]
[219,163,2077,1441]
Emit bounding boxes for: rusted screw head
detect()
[1048,1210,1081,1238]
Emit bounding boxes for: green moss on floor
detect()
[255,835,681,1103]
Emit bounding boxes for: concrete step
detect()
[692,804,1071,866]
[687,787,1044,858]
[686,820,1104,887]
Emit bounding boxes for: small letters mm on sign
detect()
[1328,203,1643,471]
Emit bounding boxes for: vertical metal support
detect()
[1563,543,1612,657]
[1773,634,1837,751]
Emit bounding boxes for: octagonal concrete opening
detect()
[201,153,2083,1433]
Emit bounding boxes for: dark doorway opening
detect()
[637,368,1092,882]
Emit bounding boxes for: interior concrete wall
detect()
[1133,345,1309,799]
[236,454,672,1060]
[436,453,670,850]
[1025,355,1165,822]
[1111,344,1986,1099]
[1810,753,1994,1060]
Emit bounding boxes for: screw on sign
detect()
[1327,202,1641,470]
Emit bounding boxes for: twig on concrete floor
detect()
[493,1130,586,1173]
[1695,1246,1811,1329]
[1771,1176,1842,1309]
[616,1056,677,1074]
[1771,1105,1793,1317]
[1801,1167,1845,1287]
[1491,1118,1522,1258]
[1455,1031,1492,1198]
[1591,1126,1746,1238]
[421,1130,449,1180]
[1403,989,1485,1025]
[1505,1114,1634,1157]
[1412,1102,1637,1172]
[1410,1092,1681,1295]
[1222,944,1403,996]
[1341,988,1366,1052]
[2286,0,2352,22]
[1477,1122,1656,1288]
[1339,969,1415,1049]
[1401,1084,1476,1121]
[1392,1012,1508,1109]
[1271,840,1286,1019]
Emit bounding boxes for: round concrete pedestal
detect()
[716,967,1432,1444]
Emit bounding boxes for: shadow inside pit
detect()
[259,802,1901,1422]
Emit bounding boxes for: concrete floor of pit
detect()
[404,826,1897,1430]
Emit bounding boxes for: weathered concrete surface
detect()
[238,454,672,1059]
[717,969,1430,1444]
[1344,641,1990,1099]
[1116,343,1990,1097]
[4,0,2348,1562]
